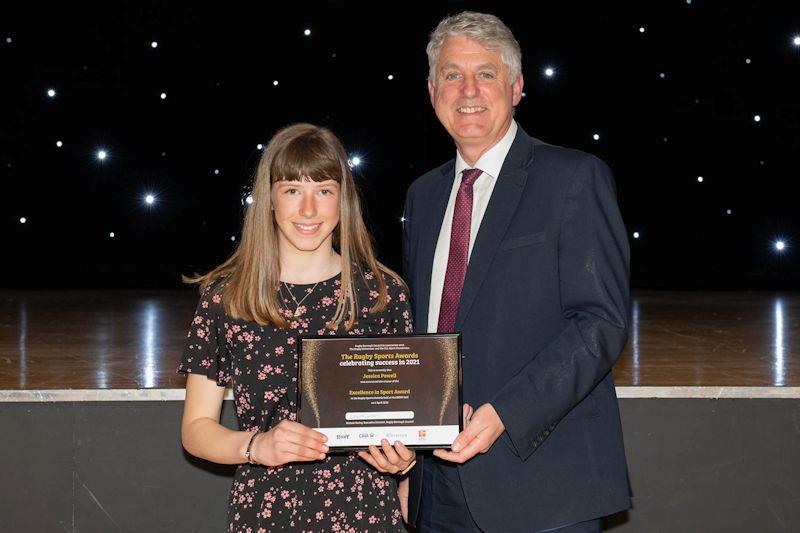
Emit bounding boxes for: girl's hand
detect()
[252,420,329,467]
[358,439,416,475]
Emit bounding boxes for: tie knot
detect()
[461,168,482,188]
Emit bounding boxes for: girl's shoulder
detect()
[194,276,231,314]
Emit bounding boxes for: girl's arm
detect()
[398,477,409,523]
[181,374,329,466]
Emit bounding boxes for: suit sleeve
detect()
[490,154,630,461]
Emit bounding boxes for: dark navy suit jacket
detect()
[402,126,632,532]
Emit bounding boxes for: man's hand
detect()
[433,403,504,464]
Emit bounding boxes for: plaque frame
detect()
[297,333,463,451]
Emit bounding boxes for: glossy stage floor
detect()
[2,290,800,532]
[0,290,797,391]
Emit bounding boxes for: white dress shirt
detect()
[427,120,519,333]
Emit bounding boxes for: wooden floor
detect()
[0,290,798,389]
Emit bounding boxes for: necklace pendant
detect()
[293,309,302,317]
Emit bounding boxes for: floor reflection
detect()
[0,290,798,389]
[774,298,785,387]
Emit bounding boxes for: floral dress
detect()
[178,270,413,532]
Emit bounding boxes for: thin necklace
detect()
[281,281,320,317]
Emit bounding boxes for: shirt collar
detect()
[455,120,518,180]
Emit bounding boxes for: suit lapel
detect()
[416,161,455,332]
[455,130,535,331]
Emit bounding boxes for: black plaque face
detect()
[298,334,462,450]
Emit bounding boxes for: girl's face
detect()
[271,178,341,256]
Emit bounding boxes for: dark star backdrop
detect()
[2,1,799,289]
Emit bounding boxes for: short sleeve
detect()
[177,281,232,387]
[384,274,414,334]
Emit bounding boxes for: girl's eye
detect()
[319,188,333,195]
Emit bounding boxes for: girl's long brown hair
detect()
[183,123,402,330]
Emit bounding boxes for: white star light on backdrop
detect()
[15,11,797,270]
[20,217,27,224]
[231,236,236,241]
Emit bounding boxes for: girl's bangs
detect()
[270,136,342,183]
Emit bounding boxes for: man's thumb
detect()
[451,424,477,452]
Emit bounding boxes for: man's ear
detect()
[427,78,436,107]
[511,74,524,107]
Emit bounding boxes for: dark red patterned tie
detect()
[437,168,483,333]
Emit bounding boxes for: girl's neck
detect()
[279,244,342,285]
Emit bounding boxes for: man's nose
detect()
[461,75,478,98]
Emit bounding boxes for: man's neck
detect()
[456,120,513,167]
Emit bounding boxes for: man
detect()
[401,11,632,532]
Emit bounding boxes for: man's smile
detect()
[457,106,487,114]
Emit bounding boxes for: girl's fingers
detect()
[358,450,383,471]
[281,441,326,462]
[392,441,415,463]
[380,439,402,465]
[288,433,329,454]
[279,420,328,443]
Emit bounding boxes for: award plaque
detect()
[298,334,462,450]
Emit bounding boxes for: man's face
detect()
[428,36,523,157]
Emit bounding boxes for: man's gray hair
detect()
[426,11,522,85]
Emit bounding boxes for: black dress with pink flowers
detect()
[178,270,413,532]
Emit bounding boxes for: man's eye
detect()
[479,72,495,79]
[445,72,460,81]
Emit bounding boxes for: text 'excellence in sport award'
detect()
[298,334,462,450]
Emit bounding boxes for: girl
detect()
[178,123,415,531]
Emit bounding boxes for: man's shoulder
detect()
[530,137,608,172]
[407,159,453,197]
